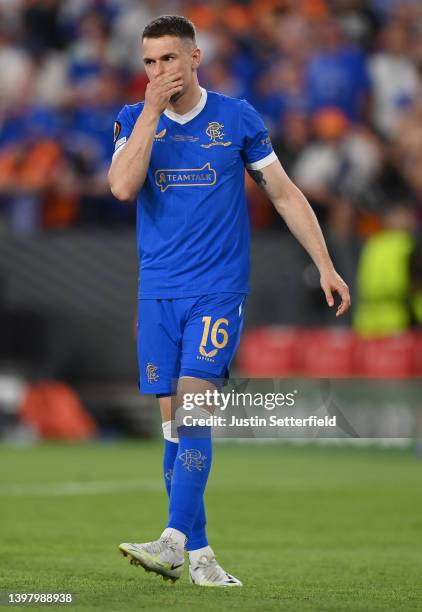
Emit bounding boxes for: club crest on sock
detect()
[179,449,207,472]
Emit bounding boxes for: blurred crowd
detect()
[0,0,421,238]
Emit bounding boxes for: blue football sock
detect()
[186,503,208,551]
[167,423,212,538]
[162,437,209,550]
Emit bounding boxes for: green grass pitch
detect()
[1,441,422,611]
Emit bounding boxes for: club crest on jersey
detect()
[146,362,159,383]
[179,449,207,472]
[201,122,232,148]
[155,162,216,193]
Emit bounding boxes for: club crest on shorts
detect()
[164,468,173,481]
[146,362,159,383]
[179,449,207,471]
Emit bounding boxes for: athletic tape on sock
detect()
[162,420,179,443]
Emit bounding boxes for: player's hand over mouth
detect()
[145,71,183,117]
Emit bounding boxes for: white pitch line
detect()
[0,480,163,497]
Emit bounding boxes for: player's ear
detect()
[192,47,201,71]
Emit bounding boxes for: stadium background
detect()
[1,1,422,610]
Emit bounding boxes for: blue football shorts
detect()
[137,292,247,395]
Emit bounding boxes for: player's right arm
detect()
[108,71,183,202]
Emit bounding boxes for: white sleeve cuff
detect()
[246,151,277,170]
[112,144,126,159]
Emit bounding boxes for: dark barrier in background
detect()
[0,229,139,383]
[0,228,356,383]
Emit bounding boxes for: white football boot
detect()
[119,533,185,583]
[189,551,243,587]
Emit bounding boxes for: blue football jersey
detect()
[113,88,276,298]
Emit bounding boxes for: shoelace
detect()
[195,555,228,583]
[160,537,179,554]
[143,537,179,556]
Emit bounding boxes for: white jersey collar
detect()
[163,86,207,125]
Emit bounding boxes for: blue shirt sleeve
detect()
[240,100,277,170]
[113,105,135,155]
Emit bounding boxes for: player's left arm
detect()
[248,159,351,317]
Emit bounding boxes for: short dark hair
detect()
[142,15,196,44]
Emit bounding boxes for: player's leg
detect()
[159,394,208,552]
[172,293,246,586]
[166,375,214,543]
[119,389,209,581]
[170,375,241,587]
[121,376,214,582]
